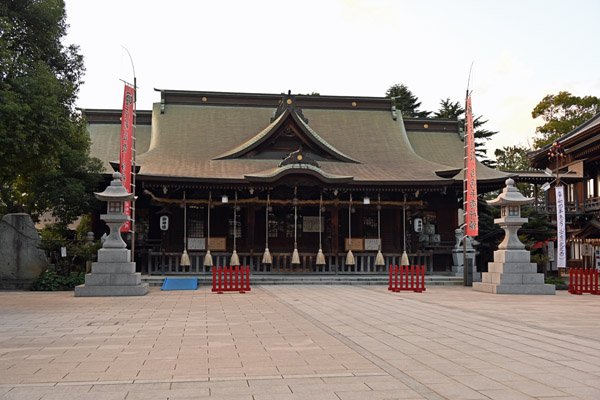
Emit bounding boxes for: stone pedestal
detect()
[451,250,481,282]
[75,248,149,296]
[0,214,48,289]
[473,249,555,294]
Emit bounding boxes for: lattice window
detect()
[189,218,204,238]
[228,219,241,238]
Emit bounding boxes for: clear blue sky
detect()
[64,0,600,157]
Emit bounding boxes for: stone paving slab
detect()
[0,286,598,399]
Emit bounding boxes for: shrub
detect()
[545,276,566,286]
[32,270,85,291]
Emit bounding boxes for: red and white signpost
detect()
[465,95,479,237]
[119,84,135,232]
[463,93,478,285]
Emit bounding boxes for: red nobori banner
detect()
[120,84,134,232]
[465,95,478,236]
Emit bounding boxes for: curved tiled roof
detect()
[134,103,457,184]
[406,129,509,182]
[245,164,354,183]
[88,122,151,173]
[87,90,507,187]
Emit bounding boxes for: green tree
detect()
[494,145,531,172]
[532,91,600,149]
[385,83,430,117]
[434,98,499,163]
[494,145,535,197]
[0,0,102,228]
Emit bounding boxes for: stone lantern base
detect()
[473,249,555,295]
[75,248,149,297]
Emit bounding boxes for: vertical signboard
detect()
[120,84,135,232]
[465,95,479,236]
[555,186,566,268]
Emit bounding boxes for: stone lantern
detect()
[473,178,554,295]
[94,172,134,250]
[75,172,149,297]
[488,178,533,252]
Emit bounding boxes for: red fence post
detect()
[212,267,217,292]
[568,268,573,294]
[219,266,225,294]
[233,266,239,292]
[245,266,251,292]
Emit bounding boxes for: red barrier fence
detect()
[212,266,251,294]
[388,265,426,293]
[569,268,599,295]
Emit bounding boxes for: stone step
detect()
[141,275,465,287]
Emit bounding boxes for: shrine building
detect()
[86,90,510,275]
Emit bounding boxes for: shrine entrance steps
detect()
[142,274,463,287]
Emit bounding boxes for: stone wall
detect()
[0,214,48,289]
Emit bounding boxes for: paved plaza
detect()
[0,285,599,400]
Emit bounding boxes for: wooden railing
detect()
[585,197,600,212]
[147,251,434,275]
[540,201,583,213]
[535,198,600,213]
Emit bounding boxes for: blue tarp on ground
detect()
[161,278,198,291]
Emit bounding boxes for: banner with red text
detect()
[120,84,134,232]
[465,95,479,236]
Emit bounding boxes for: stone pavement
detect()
[0,286,599,399]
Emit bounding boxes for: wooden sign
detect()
[364,238,380,251]
[188,237,205,250]
[345,238,364,251]
[303,216,324,232]
[207,237,227,251]
[582,243,594,257]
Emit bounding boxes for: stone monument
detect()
[473,178,555,294]
[0,213,48,289]
[451,227,481,281]
[75,172,149,297]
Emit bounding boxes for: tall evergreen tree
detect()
[385,84,430,118]
[0,0,102,228]
[434,98,498,164]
